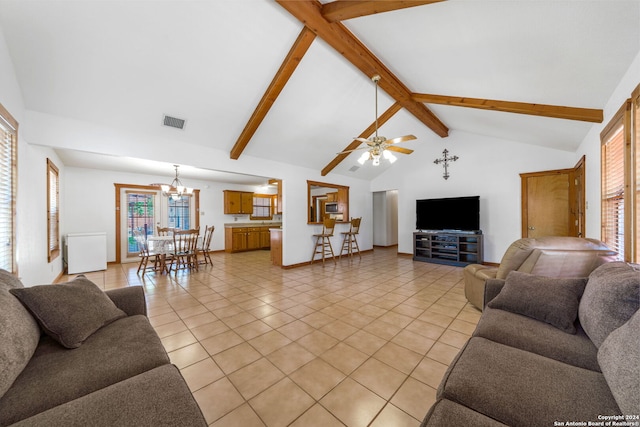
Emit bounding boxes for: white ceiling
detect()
[0,0,638,182]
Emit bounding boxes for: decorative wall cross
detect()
[433,149,459,180]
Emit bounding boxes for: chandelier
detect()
[161,165,193,201]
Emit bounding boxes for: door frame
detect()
[114,183,200,264]
[520,156,586,238]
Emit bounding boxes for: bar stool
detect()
[339,217,362,259]
[311,218,336,264]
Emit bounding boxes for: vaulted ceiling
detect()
[0,0,638,182]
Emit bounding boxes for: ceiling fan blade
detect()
[339,146,370,155]
[385,134,416,145]
[386,146,414,155]
[353,137,371,144]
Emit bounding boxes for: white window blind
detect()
[47,159,60,261]
[252,195,272,218]
[0,105,17,273]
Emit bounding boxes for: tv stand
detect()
[413,231,483,267]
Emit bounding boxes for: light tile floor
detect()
[64,247,481,427]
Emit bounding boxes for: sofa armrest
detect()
[105,286,147,317]
[483,279,506,308]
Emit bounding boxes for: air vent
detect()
[349,165,360,172]
[162,115,186,130]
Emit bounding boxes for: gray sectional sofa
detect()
[0,270,207,426]
[422,261,640,426]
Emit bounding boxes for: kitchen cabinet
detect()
[224,225,275,253]
[260,229,271,248]
[224,190,253,214]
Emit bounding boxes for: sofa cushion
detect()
[9,365,206,427]
[0,270,40,399]
[10,275,126,349]
[473,307,600,371]
[438,337,621,426]
[579,262,640,348]
[0,315,170,425]
[422,399,508,427]
[487,271,587,333]
[598,310,640,415]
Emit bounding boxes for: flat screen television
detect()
[416,196,480,232]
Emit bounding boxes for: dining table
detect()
[147,234,202,273]
[147,235,174,274]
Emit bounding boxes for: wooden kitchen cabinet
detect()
[247,228,262,250]
[224,190,253,214]
[225,225,273,253]
[260,229,271,248]
[227,227,248,252]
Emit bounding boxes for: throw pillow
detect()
[487,271,588,334]
[598,310,640,415]
[578,262,640,348]
[0,268,26,292]
[0,270,41,398]
[10,275,126,349]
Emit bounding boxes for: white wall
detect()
[576,50,640,239]
[371,130,577,263]
[0,26,64,285]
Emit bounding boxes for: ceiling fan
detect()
[340,74,416,166]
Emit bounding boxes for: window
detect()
[601,83,639,262]
[168,196,190,230]
[251,195,272,220]
[47,159,60,262]
[0,103,17,274]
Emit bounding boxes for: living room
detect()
[0,1,638,286]
[0,1,639,425]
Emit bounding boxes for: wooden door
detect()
[520,157,585,238]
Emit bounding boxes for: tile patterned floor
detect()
[66,247,481,426]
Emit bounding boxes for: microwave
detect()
[325,202,339,213]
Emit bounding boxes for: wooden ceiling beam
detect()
[277,0,449,138]
[321,102,402,176]
[230,27,316,160]
[412,93,604,123]
[321,0,445,22]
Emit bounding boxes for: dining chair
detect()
[339,217,362,259]
[170,229,199,272]
[157,226,173,236]
[133,229,164,274]
[198,225,215,265]
[311,218,336,264]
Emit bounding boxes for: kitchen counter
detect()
[224,222,282,228]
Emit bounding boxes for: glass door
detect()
[121,189,160,263]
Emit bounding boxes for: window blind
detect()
[0,107,17,273]
[47,159,60,261]
[634,91,640,263]
[601,124,625,259]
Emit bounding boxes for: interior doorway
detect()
[520,156,586,238]
[373,190,399,248]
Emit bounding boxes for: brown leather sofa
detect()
[464,236,618,310]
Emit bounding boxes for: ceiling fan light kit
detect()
[341,74,416,166]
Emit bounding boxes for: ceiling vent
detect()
[162,115,186,130]
[349,165,360,172]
